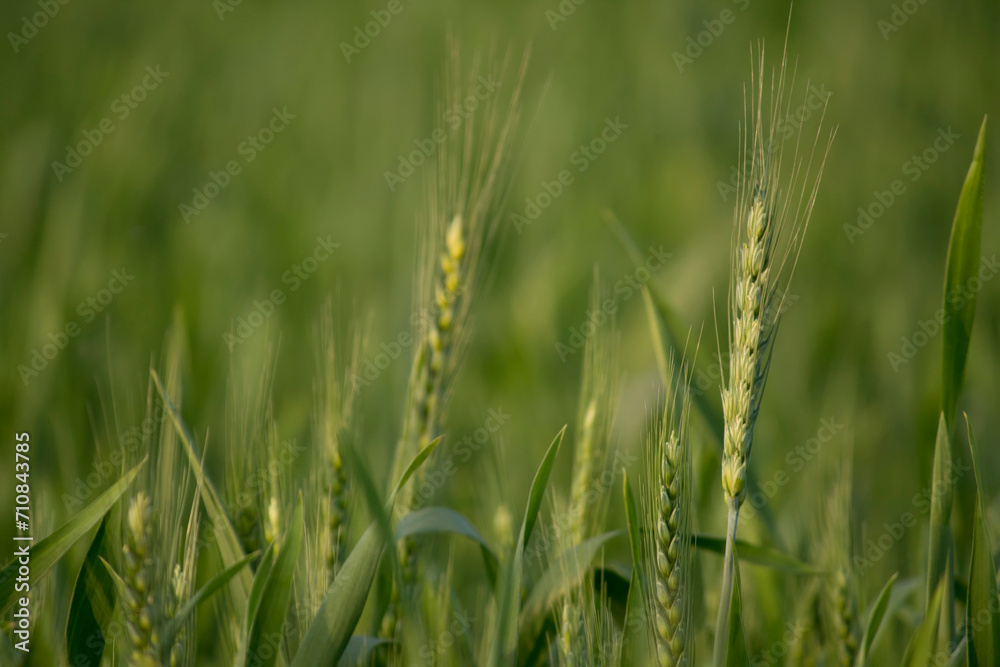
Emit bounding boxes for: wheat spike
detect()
[641,357,694,667]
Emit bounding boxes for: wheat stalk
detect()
[714,35,834,663]
[382,44,529,644]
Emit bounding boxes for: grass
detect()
[1,11,997,667]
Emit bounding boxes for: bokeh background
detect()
[2,0,999,662]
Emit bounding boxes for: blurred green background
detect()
[2,0,999,661]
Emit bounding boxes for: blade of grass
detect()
[152,369,253,613]
[941,116,987,427]
[0,458,144,615]
[245,497,304,667]
[964,415,999,667]
[394,506,499,588]
[518,530,623,658]
[490,426,566,667]
[692,533,822,574]
[855,572,899,667]
[290,438,441,666]
[927,412,956,642]
[65,515,115,667]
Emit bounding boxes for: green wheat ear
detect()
[715,37,835,664]
[640,355,694,667]
[567,273,620,547]
[383,43,529,645]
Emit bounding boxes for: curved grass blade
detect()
[291,438,441,667]
[964,415,999,667]
[490,425,566,667]
[517,530,624,658]
[246,497,305,667]
[941,116,987,427]
[394,506,499,587]
[246,542,276,636]
[0,458,144,615]
[926,411,955,640]
[693,533,821,574]
[903,581,945,667]
[855,572,899,667]
[65,515,115,667]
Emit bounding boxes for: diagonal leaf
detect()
[517,530,624,658]
[246,497,304,667]
[941,116,987,428]
[855,572,899,667]
[0,458,144,615]
[170,551,257,642]
[65,515,115,667]
[246,542,276,636]
[964,415,999,667]
[152,369,253,614]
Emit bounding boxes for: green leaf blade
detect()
[941,116,987,427]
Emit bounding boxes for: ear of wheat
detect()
[382,44,529,644]
[640,355,694,667]
[567,273,620,546]
[121,324,199,667]
[715,37,834,664]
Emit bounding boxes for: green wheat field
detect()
[2,1,999,665]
